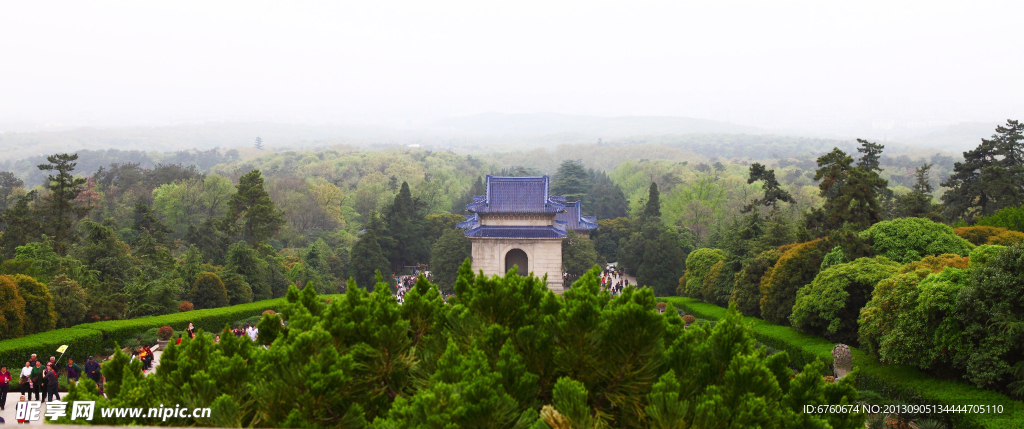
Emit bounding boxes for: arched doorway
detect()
[505,248,529,276]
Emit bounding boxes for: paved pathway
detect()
[0,348,164,424]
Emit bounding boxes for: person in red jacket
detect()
[0,365,11,410]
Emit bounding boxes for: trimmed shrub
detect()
[75,297,292,350]
[859,269,932,356]
[178,301,194,312]
[974,205,1024,232]
[0,275,26,339]
[969,245,1006,269]
[192,272,229,310]
[859,218,974,263]
[954,226,1007,246]
[11,274,56,335]
[678,248,725,297]
[881,268,970,371]
[49,274,88,329]
[899,254,969,274]
[682,314,696,324]
[730,248,781,318]
[791,257,900,345]
[662,296,1024,429]
[0,328,105,372]
[699,259,735,306]
[958,244,1024,391]
[987,230,1024,246]
[760,239,825,326]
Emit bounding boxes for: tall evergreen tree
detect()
[643,182,661,219]
[132,201,172,245]
[37,153,90,255]
[585,170,628,219]
[743,163,795,212]
[0,191,41,258]
[383,182,429,271]
[430,228,471,295]
[551,160,589,202]
[893,163,942,220]
[0,171,24,213]
[941,119,1024,221]
[806,148,885,235]
[222,169,285,246]
[350,212,391,290]
[856,139,885,173]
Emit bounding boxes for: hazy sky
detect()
[2,1,1022,130]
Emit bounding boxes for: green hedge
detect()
[662,297,1024,429]
[75,298,289,348]
[0,327,105,374]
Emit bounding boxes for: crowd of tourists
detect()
[601,266,629,295]
[0,353,104,412]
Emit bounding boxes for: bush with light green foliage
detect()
[859,217,974,263]
[790,257,900,345]
[678,247,725,297]
[969,244,1006,269]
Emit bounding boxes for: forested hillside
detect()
[1,120,1023,428]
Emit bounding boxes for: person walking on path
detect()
[0,365,11,410]
[66,358,81,382]
[45,363,59,402]
[27,355,37,370]
[30,361,43,402]
[85,356,101,385]
[18,362,32,400]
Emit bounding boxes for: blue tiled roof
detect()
[463,226,568,238]
[555,201,599,231]
[456,213,479,229]
[466,176,567,214]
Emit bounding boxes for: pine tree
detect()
[941,120,1024,221]
[350,212,391,290]
[132,201,172,245]
[0,191,41,258]
[37,153,90,255]
[643,182,661,219]
[429,228,471,295]
[806,147,885,235]
[222,169,285,246]
[551,160,589,202]
[382,182,428,270]
[585,170,628,219]
[743,163,795,212]
[893,163,942,220]
[0,171,24,213]
[226,241,272,300]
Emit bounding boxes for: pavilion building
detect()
[457,175,597,293]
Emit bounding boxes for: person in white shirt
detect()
[19,362,33,399]
[247,326,258,341]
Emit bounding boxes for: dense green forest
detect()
[0,121,1022,427]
